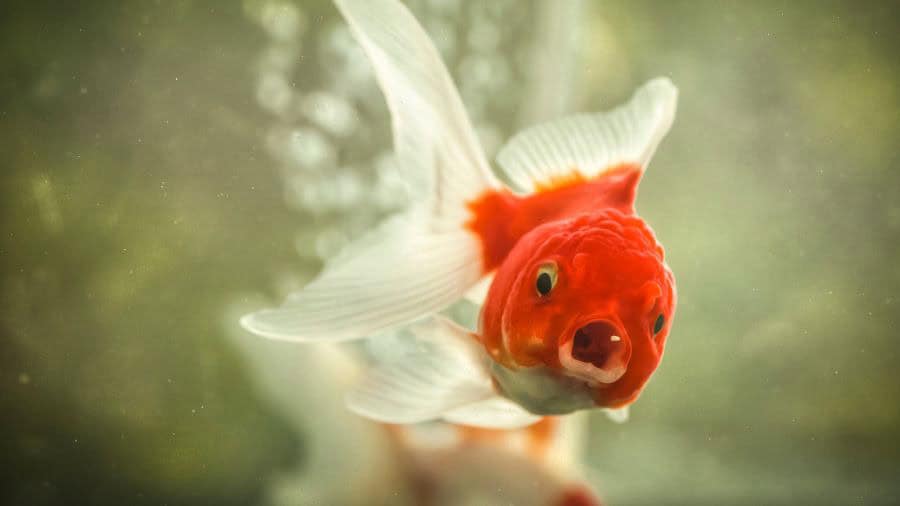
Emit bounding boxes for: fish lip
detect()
[558,316,631,386]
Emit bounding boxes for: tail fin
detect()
[241,0,498,342]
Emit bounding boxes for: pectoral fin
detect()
[346,315,539,429]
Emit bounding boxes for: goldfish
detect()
[242,0,677,429]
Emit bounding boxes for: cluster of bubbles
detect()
[244,0,534,262]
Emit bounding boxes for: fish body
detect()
[242,0,678,428]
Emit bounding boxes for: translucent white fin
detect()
[443,397,541,430]
[463,273,494,306]
[335,0,499,218]
[346,316,509,426]
[241,210,483,341]
[602,406,630,424]
[496,78,677,193]
[242,0,500,341]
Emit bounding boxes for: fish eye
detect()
[653,314,665,334]
[535,262,557,297]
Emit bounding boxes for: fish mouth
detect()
[559,319,631,385]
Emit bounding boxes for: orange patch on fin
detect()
[534,170,588,193]
[534,163,640,193]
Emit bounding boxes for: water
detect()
[1,0,898,504]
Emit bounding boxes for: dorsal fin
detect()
[496,78,677,193]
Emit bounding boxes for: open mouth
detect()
[560,320,631,385]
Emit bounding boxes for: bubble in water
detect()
[459,54,502,92]
[258,44,298,74]
[293,228,323,260]
[293,182,323,211]
[320,25,373,95]
[372,154,411,211]
[259,1,305,41]
[256,71,293,115]
[315,179,341,213]
[331,170,364,210]
[302,91,358,137]
[315,227,349,260]
[321,24,356,60]
[290,176,321,211]
[285,128,335,170]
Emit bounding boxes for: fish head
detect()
[481,209,675,410]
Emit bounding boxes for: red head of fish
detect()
[473,167,676,410]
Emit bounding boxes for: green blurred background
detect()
[2,0,898,504]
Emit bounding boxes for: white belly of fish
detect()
[489,361,596,416]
